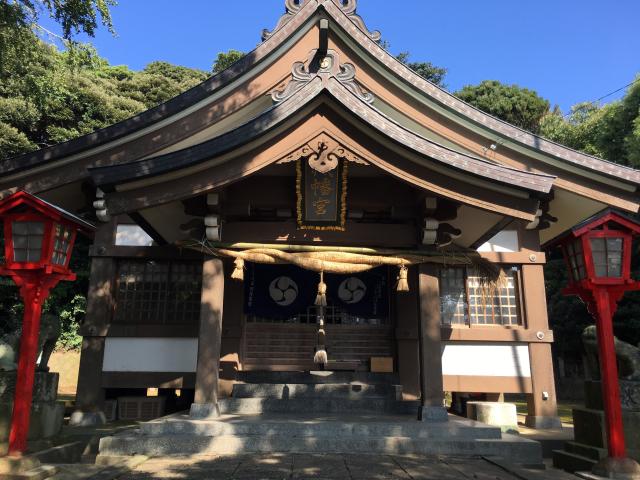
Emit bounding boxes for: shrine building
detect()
[2,0,640,451]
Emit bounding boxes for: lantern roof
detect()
[0,191,95,235]
[544,209,640,248]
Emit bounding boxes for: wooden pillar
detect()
[417,264,447,421]
[518,227,561,429]
[522,262,562,428]
[396,267,421,400]
[71,218,116,426]
[190,257,225,418]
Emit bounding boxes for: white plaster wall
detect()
[477,230,519,253]
[441,342,531,378]
[115,225,154,246]
[103,338,198,372]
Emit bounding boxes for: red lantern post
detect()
[0,192,93,456]
[553,210,640,478]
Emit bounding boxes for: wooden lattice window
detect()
[439,268,468,325]
[114,260,202,325]
[439,267,521,326]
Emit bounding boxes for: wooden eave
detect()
[89,78,553,221]
[0,1,325,196]
[317,0,640,187]
[91,78,553,193]
[2,0,637,217]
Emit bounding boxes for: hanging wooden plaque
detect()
[296,159,347,231]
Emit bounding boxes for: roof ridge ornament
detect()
[262,0,380,42]
[331,0,381,42]
[271,49,374,105]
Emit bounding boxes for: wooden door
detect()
[242,305,394,371]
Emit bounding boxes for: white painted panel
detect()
[115,225,154,246]
[477,230,519,253]
[441,342,531,377]
[103,338,198,372]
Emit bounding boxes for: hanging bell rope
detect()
[315,270,327,306]
[231,257,245,281]
[396,263,409,292]
[313,312,328,366]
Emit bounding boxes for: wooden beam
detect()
[130,211,168,246]
[469,216,515,250]
[221,220,418,248]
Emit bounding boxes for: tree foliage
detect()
[0,0,115,64]
[396,52,448,88]
[212,49,245,74]
[2,0,115,37]
[540,78,640,167]
[456,80,550,133]
[0,30,208,161]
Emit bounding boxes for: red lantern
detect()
[0,191,93,455]
[552,210,640,478]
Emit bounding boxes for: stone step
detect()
[231,383,401,399]
[218,397,418,415]
[552,449,598,473]
[99,433,541,464]
[140,416,502,439]
[236,371,400,385]
[564,441,607,461]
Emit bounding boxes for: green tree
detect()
[540,78,640,167]
[0,34,208,160]
[0,0,115,39]
[0,0,115,71]
[456,80,550,133]
[396,52,447,88]
[212,49,245,74]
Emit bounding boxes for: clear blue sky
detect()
[40,0,639,113]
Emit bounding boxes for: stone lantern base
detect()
[0,371,64,451]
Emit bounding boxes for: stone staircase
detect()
[216,371,415,416]
[98,371,543,465]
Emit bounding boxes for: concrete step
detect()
[139,415,502,439]
[564,441,607,461]
[236,371,400,385]
[99,433,541,464]
[218,397,419,415]
[231,383,401,399]
[552,449,598,473]
[4,465,57,480]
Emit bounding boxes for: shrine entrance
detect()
[240,263,394,372]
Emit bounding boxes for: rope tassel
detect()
[396,264,409,292]
[231,258,245,281]
[315,270,327,306]
[314,315,328,365]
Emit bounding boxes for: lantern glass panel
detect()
[12,221,45,262]
[566,239,586,281]
[51,223,73,266]
[589,236,623,278]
